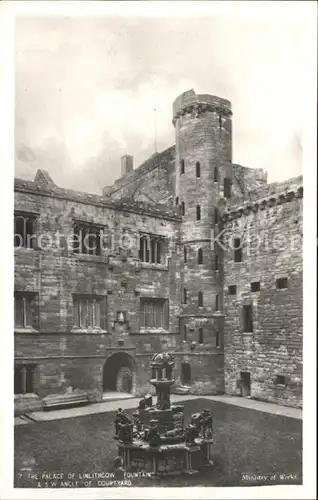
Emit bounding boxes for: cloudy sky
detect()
[15,5,308,194]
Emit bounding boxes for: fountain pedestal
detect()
[113,352,215,477]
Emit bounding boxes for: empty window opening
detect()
[180,159,185,175]
[234,238,242,262]
[224,178,232,198]
[240,371,251,397]
[198,328,204,344]
[73,223,103,256]
[73,295,106,330]
[213,254,219,271]
[198,248,203,264]
[214,167,219,183]
[139,234,164,264]
[175,196,179,205]
[276,277,288,289]
[275,375,286,386]
[243,305,253,333]
[198,291,204,307]
[184,246,187,263]
[214,208,219,225]
[181,362,191,386]
[181,201,185,216]
[14,292,38,329]
[183,288,188,305]
[184,325,188,341]
[251,281,261,292]
[196,162,201,178]
[215,294,220,311]
[140,298,169,329]
[14,364,37,395]
[218,114,222,129]
[216,331,220,348]
[14,213,37,249]
[196,205,201,221]
[228,285,237,295]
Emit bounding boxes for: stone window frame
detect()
[196,205,201,221]
[198,327,204,345]
[139,297,169,331]
[72,293,108,333]
[215,331,221,348]
[14,362,38,395]
[224,178,232,199]
[138,232,167,265]
[184,246,188,264]
[14,211,38,250]
[14,291,39,333]
[251,281,261,293]
[215,293,220,312]
[72,220,106,257]
[181,201,185,216]
[276,277,288,290]
[196,162,201,178]
[241,302,253,333]
[233,237,243,263]
[180,159,185,175]
[228,285,237,295]
[214,167,219,183]
[275,375,287,387]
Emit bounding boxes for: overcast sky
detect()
[15,8,307,194]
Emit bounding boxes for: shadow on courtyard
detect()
[14,398,302,488]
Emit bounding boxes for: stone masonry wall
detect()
[14,182,183,410]
[220,176,303,408]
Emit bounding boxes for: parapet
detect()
[219,175,303,221]
[172,89,232,125]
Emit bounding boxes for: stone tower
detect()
[173,89,233,389]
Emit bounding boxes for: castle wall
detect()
[14,184,183,412]
[105,146,176,206]
[14,89,303,413]
[220,176,303,408]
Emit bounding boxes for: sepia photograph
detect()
[0,1,316,498]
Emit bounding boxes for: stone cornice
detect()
[14,181,181,222]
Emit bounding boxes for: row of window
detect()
[14,362,287,396]
[183,326,221,347]
[179,162,232,196]
[183,247,219,269]
[175,202,220,225]
[14,214,167,263]
[182,290,220,311]
[228,278,289,296]
[14,294,170,330]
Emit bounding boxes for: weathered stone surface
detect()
[14,89,302,413]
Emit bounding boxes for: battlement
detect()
[172,89,232,125]
[219,175,303,220]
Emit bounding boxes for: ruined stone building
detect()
[14,89,303,414]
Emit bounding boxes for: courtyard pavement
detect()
[14,393,302,426]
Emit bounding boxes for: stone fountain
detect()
[113,352,214,476]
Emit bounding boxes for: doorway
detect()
[103,352,135,394]
[181,362,191,386]
[240,371,251,397]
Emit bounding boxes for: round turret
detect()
[173,89,229,351]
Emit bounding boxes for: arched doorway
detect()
[181,362,191,386]
[103,352,136,394]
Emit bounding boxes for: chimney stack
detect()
[121,155,133,176]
